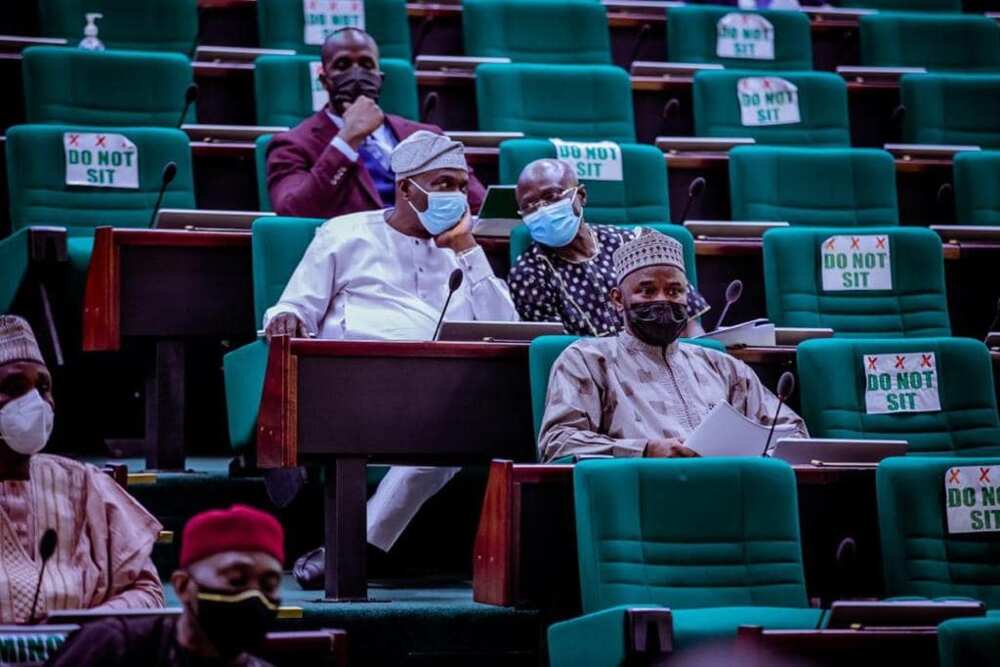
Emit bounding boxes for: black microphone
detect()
[29,529,57,623]
[713,279,743,331]
[432,269,464,341]
[148,161,178,227]
[984,297,1000,345]
[762,372,796,457]
[676,177,706,225]
[177,83,198,128]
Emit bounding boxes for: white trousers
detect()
[365,465,460,552]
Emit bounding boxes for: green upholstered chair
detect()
[476,64,636,143]
[798,338,1000,455]
[860,13,1000,73]
[729,146,899,227]
[763,227,950,337]
[254,55,419,127]
[667,6,813,71]
[223,217,325,450]
[255,134,273,212]
[548,458,822,664]
[878,456,1000,609]
[839,0,960,10]
[462,0,611,64]
[22,46,195,127]
[939,618,1000,665]
[692,70,850,146]
[256,0,411,60]
[953,151,1000,227]
[38,0,199,53]
[901,74,1000,149]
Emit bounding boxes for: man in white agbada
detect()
[263,130,518,588]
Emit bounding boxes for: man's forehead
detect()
[322,29,379,61]
[626,265,686,285]
[0,360,49,381]
[189,550,282,574]
[516,160,576,201]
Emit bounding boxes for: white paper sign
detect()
[863,352,942,415]
[685,401,798,457]
[821,235,892,291]
[303,0,365,45]
[309,60,328,111]
[548,139,623,181]
[717,13,775,61]
[63,132,138,189]
[945,465,1000,533]
[737,77,800,126]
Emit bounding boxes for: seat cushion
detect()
[673,606,824,650]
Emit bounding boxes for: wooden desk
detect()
[735,626,939,666]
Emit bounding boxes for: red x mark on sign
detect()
[68,134,79,146]
[867,356,878,371]
[95,135,106,148]
[895,356,906,369]
[850,237,861,250]
[876,237,886,249]
[949,468,961,484]
[763,79,772,89]
[980,468,991,483]
[825,238,837,251]
[920,354,933,368]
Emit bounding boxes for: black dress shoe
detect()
[293,546,326,590]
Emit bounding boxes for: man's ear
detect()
[172,570,193,604]
[576,184,588,212]
[397,178,412,202]
[609,286,624,313]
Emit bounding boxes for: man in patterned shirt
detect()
[508,159,709,337]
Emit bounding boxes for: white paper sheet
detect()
[684,401,797,457]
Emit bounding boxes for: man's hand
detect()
[644,438,700,458]
[433,209,477,253]
[337,96,384,149]
[265,312,305,341]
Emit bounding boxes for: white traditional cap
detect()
[390,130,468,181]
[0,315,44,366]
[613,229,686,283]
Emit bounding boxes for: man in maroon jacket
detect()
[266,27,486,218]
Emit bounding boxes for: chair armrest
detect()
[550,454,615,464]
[548,605,672,667]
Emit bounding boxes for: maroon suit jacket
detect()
[266,111,486,219]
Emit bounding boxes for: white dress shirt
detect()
[325,109,397,171]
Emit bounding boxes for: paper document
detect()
[694,318,775,347]
[684,401,797,457]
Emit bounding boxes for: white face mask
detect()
[0,390,54,455]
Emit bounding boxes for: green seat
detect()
[954,151,1000,227]
[38,0,199,53]
[548,458,821,664]
[939,618,1000,666]
[798,338,1000,455]
[254,55,419,127]
[901,74,1000,149]
[22,46,195,127]
[729,146,899,227]
[223,216,325,450]
[255,134,273,212]
[256,0,411,60]
[839,0,960,10]
[476,64,635,143]
[462,0,611,64]
[693,70,850,146]
[763,226,950,337]
[861,13,1000,73]
[667,6,813,71]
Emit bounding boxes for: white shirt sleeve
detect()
[456,245,520,322]
[330,135,359,162]
[262,226,339,334]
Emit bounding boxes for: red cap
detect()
[180,505,284,567]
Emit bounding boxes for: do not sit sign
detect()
[946,466,1000,534]
[63,132,139,189]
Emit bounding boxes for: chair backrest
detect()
[693,70,850,146]
[251,216,326,325]
[22,46,195,127]
[798,338,1000,455]
[38,0,199,53]
[839,0,961,10]
[574,457,809,614]
[878,456,1000,608]
[462,0,611,64]
[667,6,813,71]
[476,64,636,143]
[256,0,411,60]
[763,226,950,337]
[938,617,1000,667]
[729,146,899,227]
[954,150,1000,227]
[902,74,1000,149]
[499,139,670,225]
[255,134,273,212]
[254,55,418,127]
[6,124,195,234]
[860,13,1000,73]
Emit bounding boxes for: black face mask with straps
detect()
[191,586,279,659]
[625,300,688,348]
[326,65,383,114]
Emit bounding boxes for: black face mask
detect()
[625,300,688,348]
[192,587,279,658]
[326,65,383,114]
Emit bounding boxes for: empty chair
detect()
[729,146,899,226]
[693,70,850,146]
[22,46,195,127]
[763,227,950,337]
[38,0,199,53]
[668,6,813,71]
[953,151,1000,226]
[939,618,1000,665]
[798,338,1000,455]
[860,13,1000,73]
[476,64,635,143]
[901,74,1000,148]
[840,0,961,11]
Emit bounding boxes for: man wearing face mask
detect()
[48,505,284,667]
[266,27,486,218]
[536,231,807,462]
[509,159,709,338]
[0,315,164,623]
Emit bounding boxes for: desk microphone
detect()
[713,279,743,331]
[432,269,464,341]
[148,161,178,227]
[676,177,706,225]
[762,372,795,457]
[29,529,57,624]
[177,83,198,128]
[984,297,1000,345]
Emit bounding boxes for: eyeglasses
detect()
[517,186,577,217]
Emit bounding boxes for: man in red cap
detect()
[48,505,285,667]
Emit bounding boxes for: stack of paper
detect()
[684,402,797,457]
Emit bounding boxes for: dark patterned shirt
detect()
[508,224,710,337]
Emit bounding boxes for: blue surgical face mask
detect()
[522,192,582,248]
[407,179,468,235]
